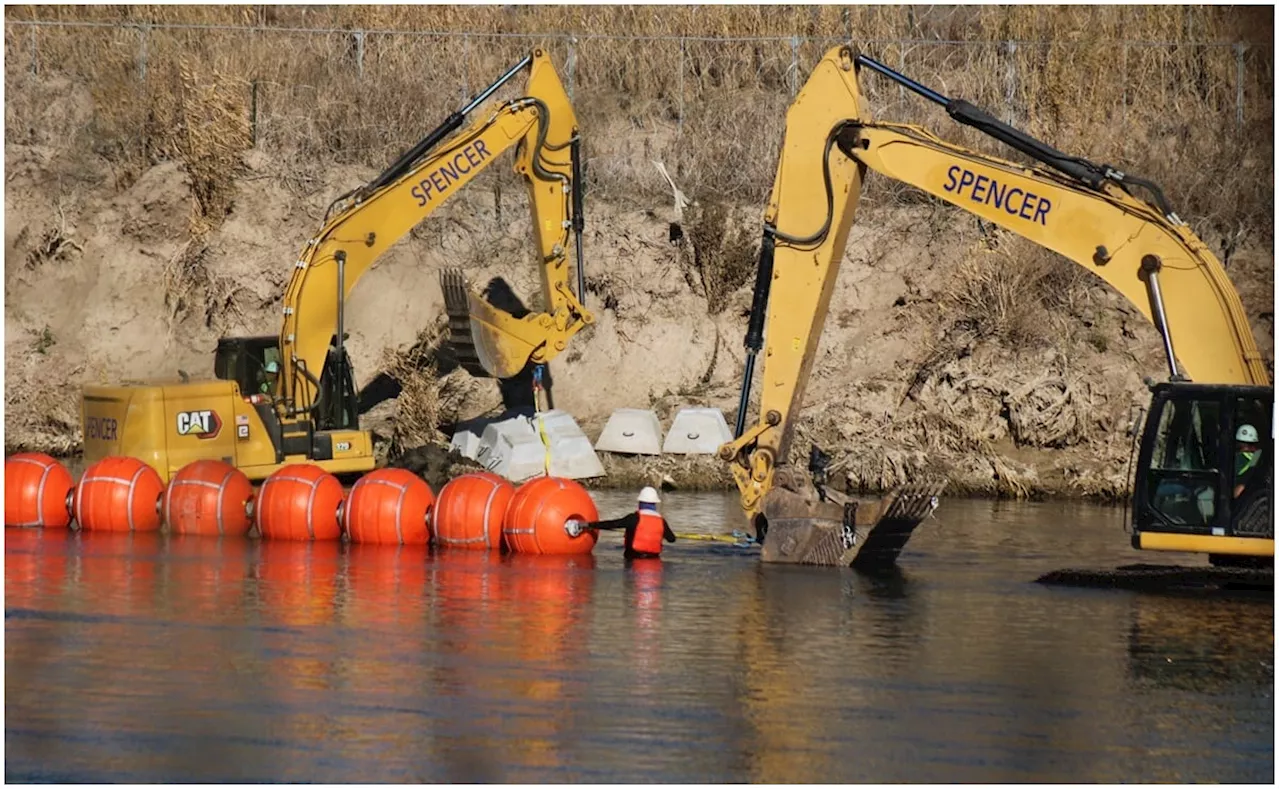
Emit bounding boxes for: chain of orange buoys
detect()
[3,452,623,555]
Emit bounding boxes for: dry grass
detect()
[4,6,1271,236]
[160,238,248,333]
[4,356,83,456]
[791,340,1105,500]
[680,198,758,314]
[379,336,447,460]
[585,452,735,492]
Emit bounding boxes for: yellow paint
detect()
[81,380,375,482]
[1136,531,1274,558]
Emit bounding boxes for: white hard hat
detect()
[1236,424,1259,443]
[638,486,660,505]
[265,360,280,374]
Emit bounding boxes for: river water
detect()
[5,492,1273,783]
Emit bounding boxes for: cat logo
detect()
[176,409,222,440]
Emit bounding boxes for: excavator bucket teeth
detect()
[440,268,539,380]
[849,480,945,572]
[758,477,945,570]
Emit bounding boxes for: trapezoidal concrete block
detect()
[450,411,529,462]
[662,407,733,455]
[450,429,483,460]
[594,408,663,456]
[474,410,604,483]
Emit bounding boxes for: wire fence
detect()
[4,19,1274,227]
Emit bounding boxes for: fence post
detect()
[1004,40,1017,126]
[137,24,148,82]
[250,79,258,147]
[1235,42,1247,129]
[898,46,905,105]
[1121,42,1128,134]
[677,37,685,139]
[354,30,365,79]
[790,35,800,96]
[462,33,470,101]
[28,25,37,76]
[566,35,577,100]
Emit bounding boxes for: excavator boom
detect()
[280,47,593,417]
[721,45,1271,568]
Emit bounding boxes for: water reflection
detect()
[1126,590,1273,693]
[5,494,1274,783]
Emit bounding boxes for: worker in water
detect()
[565,486,676,559]
[1233,423,1262,498]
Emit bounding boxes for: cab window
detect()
[1146,398,1221,526]
[1231,396,1270,500]
[1149,399,1220,472]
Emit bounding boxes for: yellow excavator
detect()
[720,45,1272,570]
[80,49,594,482]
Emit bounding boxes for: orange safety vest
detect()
[628,509,666,557]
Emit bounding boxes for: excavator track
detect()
[1036,563,1272,592]
[440,268,497,378]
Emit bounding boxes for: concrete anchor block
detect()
[663,407,732,455]
[473,409,605,482]
[449,429,483,461]
[594,408,663,455]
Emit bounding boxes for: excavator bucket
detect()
[758,478,945,570]
[440,268,541,379]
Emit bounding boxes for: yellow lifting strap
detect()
[532,364,552,476]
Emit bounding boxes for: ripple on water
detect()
[4,494,1273,783]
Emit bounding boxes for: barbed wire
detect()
[2,18,1268,49]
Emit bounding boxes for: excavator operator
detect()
[1234,424,1261,499]
[260,360,279,395]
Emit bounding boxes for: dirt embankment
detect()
[4,143,1274,500]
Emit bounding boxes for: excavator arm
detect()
[277,48,593,421]
[720,45,1270,563]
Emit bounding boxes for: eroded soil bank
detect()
[4,145,1273,499]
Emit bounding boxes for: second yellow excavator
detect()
[80,49,594,482]
[721,45,1272,570]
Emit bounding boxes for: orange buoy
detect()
[342,468,434,545]
[4,452,74,528]
[254,463,344,541]
[432,471,514,551]
[502,476,600,555]
[74,456,165,532]
[162,459,254,537]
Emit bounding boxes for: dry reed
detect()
[4,6,1271,235]
[378,332,448,460]
[4,356,83,456]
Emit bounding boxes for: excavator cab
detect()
[213,336,280,398]
[1132,382,1273,565]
